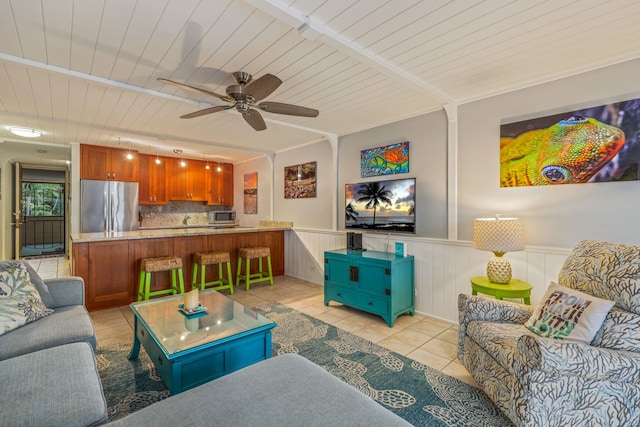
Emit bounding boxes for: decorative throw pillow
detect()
[525,281,615,344]
[0,263,54,336]
[0,260,53,308]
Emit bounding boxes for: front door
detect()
[12,165,67,258]
[11,163,23,259]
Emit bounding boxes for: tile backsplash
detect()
[139,202,231,227]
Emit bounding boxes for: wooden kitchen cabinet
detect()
[260,230,284,276]
[208,163,234,206]
[173,235,207,287]
[81,144,139,181]
[169,158,208,201]
[72,229,286,311]
[139,154,169,205]
[72,240,136,311]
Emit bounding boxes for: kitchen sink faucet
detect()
[183,215,190,225]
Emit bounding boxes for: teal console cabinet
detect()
[324,249,414,327]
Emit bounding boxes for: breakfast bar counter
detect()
[70,226,289,311]
[70,225,289,243]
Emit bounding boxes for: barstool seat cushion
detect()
[238,247,271,259]
[141,256,183,272]
[194,252,231,265]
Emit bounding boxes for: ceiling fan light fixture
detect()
[158,71,317,131]
[9,127,42,138]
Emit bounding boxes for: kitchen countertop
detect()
[70,225,290,243]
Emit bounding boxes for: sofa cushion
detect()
[466,320,535,373]
[0,342,107,427]
[105,353,411,427]
[0,305,96,360]
[0,262,53,336]
[0,260,54,308]
[525,282,614,344]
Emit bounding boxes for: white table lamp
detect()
[473,215,525,284]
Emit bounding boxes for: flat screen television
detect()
[345,177,415,234]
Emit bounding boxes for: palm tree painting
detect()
[345,178,415,233]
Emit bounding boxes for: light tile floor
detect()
[30,255,479,388]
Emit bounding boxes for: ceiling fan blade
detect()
[244,74,282,102]
[158,78,230,101]
[242,109,267,131]
[180,105,232,119]
[257,102,319,117]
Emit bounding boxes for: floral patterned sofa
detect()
[458,240,640,427]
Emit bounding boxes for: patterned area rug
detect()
[96,302,512,426]
[95,343,169,421]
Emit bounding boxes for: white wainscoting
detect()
[285,229,572,324]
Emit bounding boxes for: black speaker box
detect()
[346,232,363,250]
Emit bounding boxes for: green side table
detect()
[470,276,532,305]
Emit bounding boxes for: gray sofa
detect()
[105,353,412,427]
[1,261,410,427]
[0,260,108,427]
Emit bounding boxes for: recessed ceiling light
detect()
[9,127,43,138]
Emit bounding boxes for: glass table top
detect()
[130,290,275,356]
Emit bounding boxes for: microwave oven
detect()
[208,211,236,225]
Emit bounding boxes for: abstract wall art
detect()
[361,141,409,177]
[500,98,640,187]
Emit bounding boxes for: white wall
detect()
[273,139,335,229]
[338,111,448,239]
[283,58,640,323]
[457,57,640,248]
[285,229,570,323]
[233,155,273,227]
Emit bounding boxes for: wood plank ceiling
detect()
[0,0,639,162]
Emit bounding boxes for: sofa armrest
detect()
[458,293,535,361]
[516,334,640,383]
[44,277,85,308]
[458,293,534,324]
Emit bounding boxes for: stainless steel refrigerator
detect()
[80,180,139,233]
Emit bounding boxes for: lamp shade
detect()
[473,216,525,254]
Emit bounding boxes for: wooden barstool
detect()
[192,251,234,294]
[138,256,185,301]
[236,247,274,291]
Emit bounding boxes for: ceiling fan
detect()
[158,71,319,131]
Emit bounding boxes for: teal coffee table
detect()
[128,289,276,395]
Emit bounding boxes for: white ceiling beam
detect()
[0,52,205,108]
[0,51,335,139]
[243,0,456,106]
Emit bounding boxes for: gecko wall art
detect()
[500,98,640,187]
